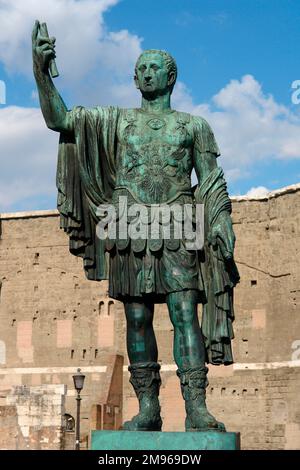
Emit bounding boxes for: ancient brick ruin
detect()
[0,184,299,449]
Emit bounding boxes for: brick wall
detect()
[0,384,66,449]
[123,186,300,449]
[0,185,300,449]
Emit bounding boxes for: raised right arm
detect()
[32,21,72,133]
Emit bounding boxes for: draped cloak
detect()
[56,106,239,365]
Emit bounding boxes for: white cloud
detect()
[0,106,57,210]
[0,0,144,211]
[0,1,300,210]
[97,30,143,76]
[2,74,300,211]
[245,186,270,198]
[172,75,300,184]
[73,74,140,108]
[0,0,142,104]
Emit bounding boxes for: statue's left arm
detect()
[192,116,240,365]
[193,127,235,261]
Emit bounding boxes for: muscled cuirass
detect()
[115,108,194,204]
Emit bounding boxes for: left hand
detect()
[207,212,236,260]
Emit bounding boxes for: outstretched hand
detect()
[32,20,56,74]
[207,211,236,260]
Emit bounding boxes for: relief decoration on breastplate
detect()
[117,109,193,203]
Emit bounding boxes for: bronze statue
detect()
[32,20,239,432]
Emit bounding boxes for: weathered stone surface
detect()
[0,184,300,449]
[0,385,65,449]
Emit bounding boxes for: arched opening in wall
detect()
[63,413,75,432]
[99,301,105,315]
[108,300,115,316]
[98,300,115,348]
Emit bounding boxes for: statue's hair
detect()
[135,49,177,91]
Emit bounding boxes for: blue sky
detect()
[0,0,300,211]
[105,0,300,104]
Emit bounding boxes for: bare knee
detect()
[125,303,152,331]
[167,292,198,329]
[170,303,197,329]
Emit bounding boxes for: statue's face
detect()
[135,52,172,97]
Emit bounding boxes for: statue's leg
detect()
[124,299,157,364]
[167,289,225,432]
[122,299,162,431]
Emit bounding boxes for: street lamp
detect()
[73,368,85,450]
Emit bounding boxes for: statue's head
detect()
[134,49,177,98]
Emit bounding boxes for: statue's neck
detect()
[140,92,171,113]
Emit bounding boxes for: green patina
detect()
[91,430,240,450]
[33,21,239,436]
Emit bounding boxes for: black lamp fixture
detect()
[72,368,85,450]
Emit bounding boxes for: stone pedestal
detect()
[91,430,240,450]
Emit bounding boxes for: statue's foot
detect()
[122,413,162,431]
[185,410,226,433]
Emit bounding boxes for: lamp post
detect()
[73,368,85,451]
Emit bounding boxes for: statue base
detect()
[91,430,240,450]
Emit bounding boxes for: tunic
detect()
[56,105,239,365]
